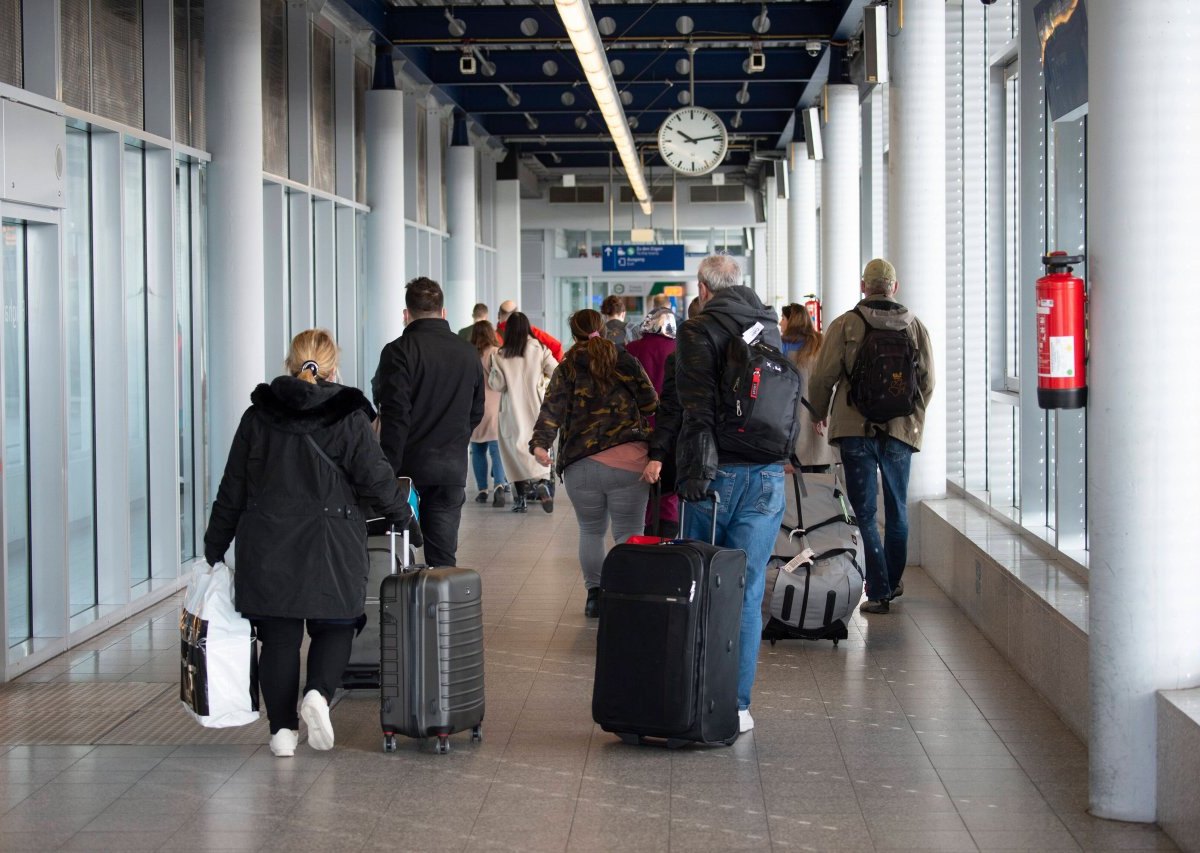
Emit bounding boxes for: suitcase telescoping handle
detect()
[678,491,721,546]
[365,517,411,574]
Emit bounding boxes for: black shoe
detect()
[886,579,904,602]
[536,481,554,513]
[474,489,489,503]
[512,495,527,513]
[584,587,600,618]
[859,599,890,614]
[492,485,506,508]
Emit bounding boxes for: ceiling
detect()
[347,0,868,180]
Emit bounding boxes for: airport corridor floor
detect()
[0,493,1179,852]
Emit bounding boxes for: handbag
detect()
[179,561,261,728]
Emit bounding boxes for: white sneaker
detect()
[738,709,755,733]
[269,729,298,757]
[300,689,335,751]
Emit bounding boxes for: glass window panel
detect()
[1004,71,1020,381]
[124,145,150,587]
[65,129,98,614]
[3,221,31,647]
[175,162,196,560]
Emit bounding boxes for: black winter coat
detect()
[675,286,783,484]
[204,377,412,620]
[371,318,485,486]
[649,351,682,490]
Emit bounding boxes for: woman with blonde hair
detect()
[205,329,416,758]
[531,309,658,616]
[782,307,834,469]
[469,320,509,506]
[488,312,558,512]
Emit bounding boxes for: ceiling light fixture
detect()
[524,112,540,130]
[553,0,652,215]
[752,4,770,34]
[444,8,466,37]
[731,110,743,129]
[542,59,559,77]
[736,81,750,105]
[500,84,521,107]
[561,91,576,106]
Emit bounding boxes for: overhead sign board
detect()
[601,244,686,272]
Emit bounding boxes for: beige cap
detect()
[862,258,897,284]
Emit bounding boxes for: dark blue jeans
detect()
[838,435,914,602]
[470,440,507,492]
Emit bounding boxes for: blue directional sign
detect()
[601,244,686,272]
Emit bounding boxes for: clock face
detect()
[657,107,729,176]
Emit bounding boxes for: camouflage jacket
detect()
[530,348,658,476]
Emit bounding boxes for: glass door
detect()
[3,221,31,647]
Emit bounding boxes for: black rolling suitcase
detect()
[342,520,410,689]
[378,528,485,754]
[592,495,745,748]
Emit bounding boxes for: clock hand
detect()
[675,130,699,144]
[689,135,725,142]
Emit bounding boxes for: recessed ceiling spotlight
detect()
[610,59,625,76]
[676,58,691,76]
[542,59,559,77]
[676,15,694,35]
[520,17,539,37]
[677,90,691,105]
[620,90,633,106]
[561,91,576,106]
[574,115,588,130]
[598,16,616,36]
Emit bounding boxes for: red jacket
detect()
[497,322,564,362]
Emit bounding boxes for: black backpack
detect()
[704,313,802,463]
[847,307,920,424]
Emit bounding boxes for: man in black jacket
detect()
[675,254,787,735]
[372,278,485,567]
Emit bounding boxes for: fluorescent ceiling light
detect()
[554,0,652,216]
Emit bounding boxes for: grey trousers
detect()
[563,457,650,589]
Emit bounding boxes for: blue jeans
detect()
[838,435,914,602]
[470,441,507,492]
[683,463,785,711]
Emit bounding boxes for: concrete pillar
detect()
[495,180,521,308]
[363,73,406,374]
[820,84,861,321]
[1088,0,1200,823]
[445,145,478,331]
[887,0,946,537]
[205,0,265,497]
[787,142,817,306]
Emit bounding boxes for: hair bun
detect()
[301,360,319,377]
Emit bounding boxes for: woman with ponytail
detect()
[204,329,416,758]
[530,309,658,617]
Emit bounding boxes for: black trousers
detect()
[413,483,465,567]
[253,618,355,734]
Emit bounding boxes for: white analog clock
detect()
[657,107,729,176]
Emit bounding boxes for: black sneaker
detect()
[511,495,527,513]
[492,485,506,508]
[886,579,904,602]
[536,481,554,514]
[584,587,600,618]
[474,490,489,503]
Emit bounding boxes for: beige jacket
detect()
[807,296,936,451]
[487,340,557,482]
[470,346,502,443]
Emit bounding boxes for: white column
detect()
[364,86,407,373]
[1088,0,1200,823]
[205,0,265,499]
[495,180,522,306]
[445,145,478,330]
[820,84,861,320]
[787,142,817,305]
[887,0,946,538]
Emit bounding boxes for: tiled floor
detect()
[0,494,1180,851]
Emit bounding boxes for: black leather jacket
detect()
[674,286,783,485]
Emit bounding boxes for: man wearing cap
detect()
[807,259,936,614]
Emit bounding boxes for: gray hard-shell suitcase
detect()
[378,528,485,754]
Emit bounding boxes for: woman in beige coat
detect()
[470,321,509,507]
[488,312,557,512]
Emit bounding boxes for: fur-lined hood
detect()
[249,376,376,433]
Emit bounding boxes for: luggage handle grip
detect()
[365,517,411,574]
[678,491,721,546]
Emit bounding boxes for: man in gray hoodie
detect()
[675,254,787,734]
[807,259,936,614]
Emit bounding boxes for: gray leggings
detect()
[563,457,650,589]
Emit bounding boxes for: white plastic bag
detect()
[179,561,261,728]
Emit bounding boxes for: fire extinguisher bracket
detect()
[1036,251,1088,410]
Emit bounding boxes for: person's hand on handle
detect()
[641,460,662,484]
[533,446,552,468]
[814,419,827,437]
[678,478,712,504]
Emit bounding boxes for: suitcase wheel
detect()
[832,638,839,647]
[435,735,451,755]
[617,733,643,747]
[471,724,483,743]
[769,638,777,646]
[383,734,397,753]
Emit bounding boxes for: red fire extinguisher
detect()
[803,294,823,332]
[1036,252,1087,409]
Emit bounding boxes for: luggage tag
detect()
[781,548,816,573]
[742,321,764,344]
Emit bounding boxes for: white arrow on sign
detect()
[603,247,612,256]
